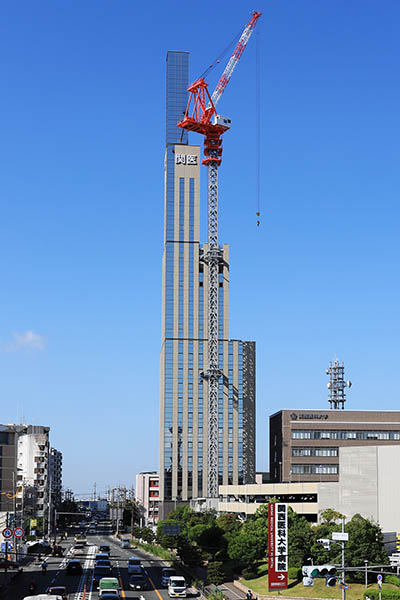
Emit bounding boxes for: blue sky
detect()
[1,1,399,496]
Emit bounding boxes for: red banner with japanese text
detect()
[268,502,288,591]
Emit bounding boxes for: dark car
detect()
[95,552,110,562]
[95,559,112,569]
[129,573,149,590]
[93,564,112,584]
[99,544,110,554]
[66,559,83,575]
[52,545,64,557]
[161,568,177,586]
[48,585,68,599]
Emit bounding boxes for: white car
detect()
[120,538,130,549]
[168,576,187,598]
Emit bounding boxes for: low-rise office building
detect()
[270,409,400,483]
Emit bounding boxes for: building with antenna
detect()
[269,360,400,483]
[159,51,256,517]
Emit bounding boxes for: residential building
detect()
[136,472,160,527]
[17,425,50,518]
[270,409,400,483]
[159,51,256,516]
[49,447,63,509]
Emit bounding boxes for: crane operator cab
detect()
[212,114,231,129]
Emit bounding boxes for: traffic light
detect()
[302,565,336,587]
[396,534,400,552]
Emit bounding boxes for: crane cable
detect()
[199,27,243,81]
[256,27,261,227]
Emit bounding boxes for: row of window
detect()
[292,430,400,440]
[292,447,338,457]
[291,464,339,474]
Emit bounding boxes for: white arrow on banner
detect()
[278,574,285,580]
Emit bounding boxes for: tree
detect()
[287,509,314,568]
[207,561,226,585]
[228,531,261,566]
[345,514,388,582]
[176,537,203,566]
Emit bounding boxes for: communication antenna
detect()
[326,359,352,409]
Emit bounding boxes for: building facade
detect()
[135,472,160,527]
[17,425,50,518]
[270,409,400,483]
[211,444,400,537]
[49,447,63,509]
[159,51,256,514]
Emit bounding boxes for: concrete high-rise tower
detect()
[159,51,255,516]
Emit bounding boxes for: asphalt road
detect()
[5,533,177,600]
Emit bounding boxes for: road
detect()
[6,533,177,600]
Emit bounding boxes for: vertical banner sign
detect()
[268,503,288,591]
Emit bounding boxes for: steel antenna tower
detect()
[326,359,352,409]
[177,11,261,497]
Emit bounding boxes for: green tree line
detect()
[146,504,387,585]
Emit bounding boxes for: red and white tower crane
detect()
[177,11,261,498]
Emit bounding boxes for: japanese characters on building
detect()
[175,153,197,165]
[268,502,288,591]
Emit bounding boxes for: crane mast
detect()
[177,11,261,498]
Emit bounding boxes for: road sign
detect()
[332,532,349,542]
[14,528,24,538]
[377,575,383,582]
[2,528,12,539]
[268,503,288,591]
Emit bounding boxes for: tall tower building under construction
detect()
[159,51,255,516]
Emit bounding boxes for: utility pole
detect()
[341,517,346,600]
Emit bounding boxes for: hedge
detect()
[385,576,400,587]
[364,590,400,600]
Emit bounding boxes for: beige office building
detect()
[160,52,256,516]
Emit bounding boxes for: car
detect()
[96,559,112,569]
[129,573,149,590]
[98,576,121,597]
[99,544,110,554]
[47,586,68,600]
[128,564,144,577]
[127,557,142,574]
[52,545,64,557]
[93,565,113,584]
[168,576,187,598]
[66,559,83,575]
[161,567,177,587]
[95,552,110,562]
[120,538,130,549]
[24,596,64,600]
[73,543,85,556]
[99,594,120,600]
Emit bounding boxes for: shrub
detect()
[385,576,400,587]
[288,567,302,581]
[241,568,258,580]
[207,591,225,600]
[364,590,400,600]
